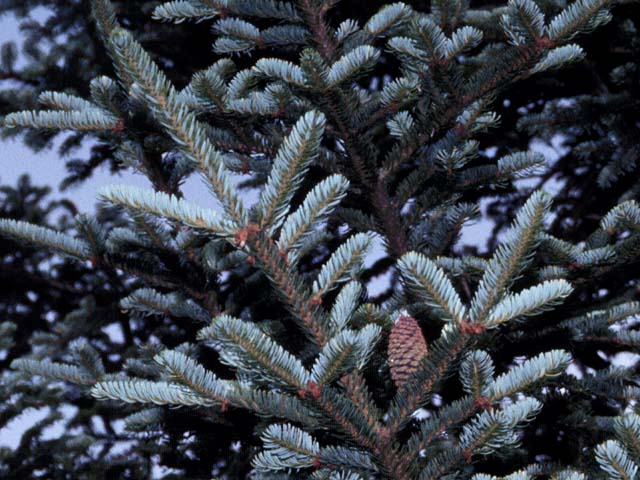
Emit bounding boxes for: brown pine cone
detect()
[388,314,428,389]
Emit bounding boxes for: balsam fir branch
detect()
[257,110,326,231]
[0,219,91,260]
[99,184,239,236]
[596,414,640,479]
[1,0,638,478]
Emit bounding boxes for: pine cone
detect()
[388,314,428,389]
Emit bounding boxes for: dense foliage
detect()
[0,0,639,479]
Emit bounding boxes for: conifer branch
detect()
[312,233,372,298]
[398,252,468,324]
[100,184,238,236]
[485,350,572,399]
[250,231,331,345]
[91,0,134,88]
[0,219,91,260]
[152,1,219,22]
[108,28,246,221]
[4,109,120,131]
[92,379,212,406]
[198,314,311,389]
[257,110,326,231]
[1,1,634,478]
[547,0,613,42]
[278,174,350,256]
[252,424,320,472]
[470,191,551,322]
[485,280,573,327]
[12,358,96,385]
[596,440,639,480]
[154,350,232,405]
